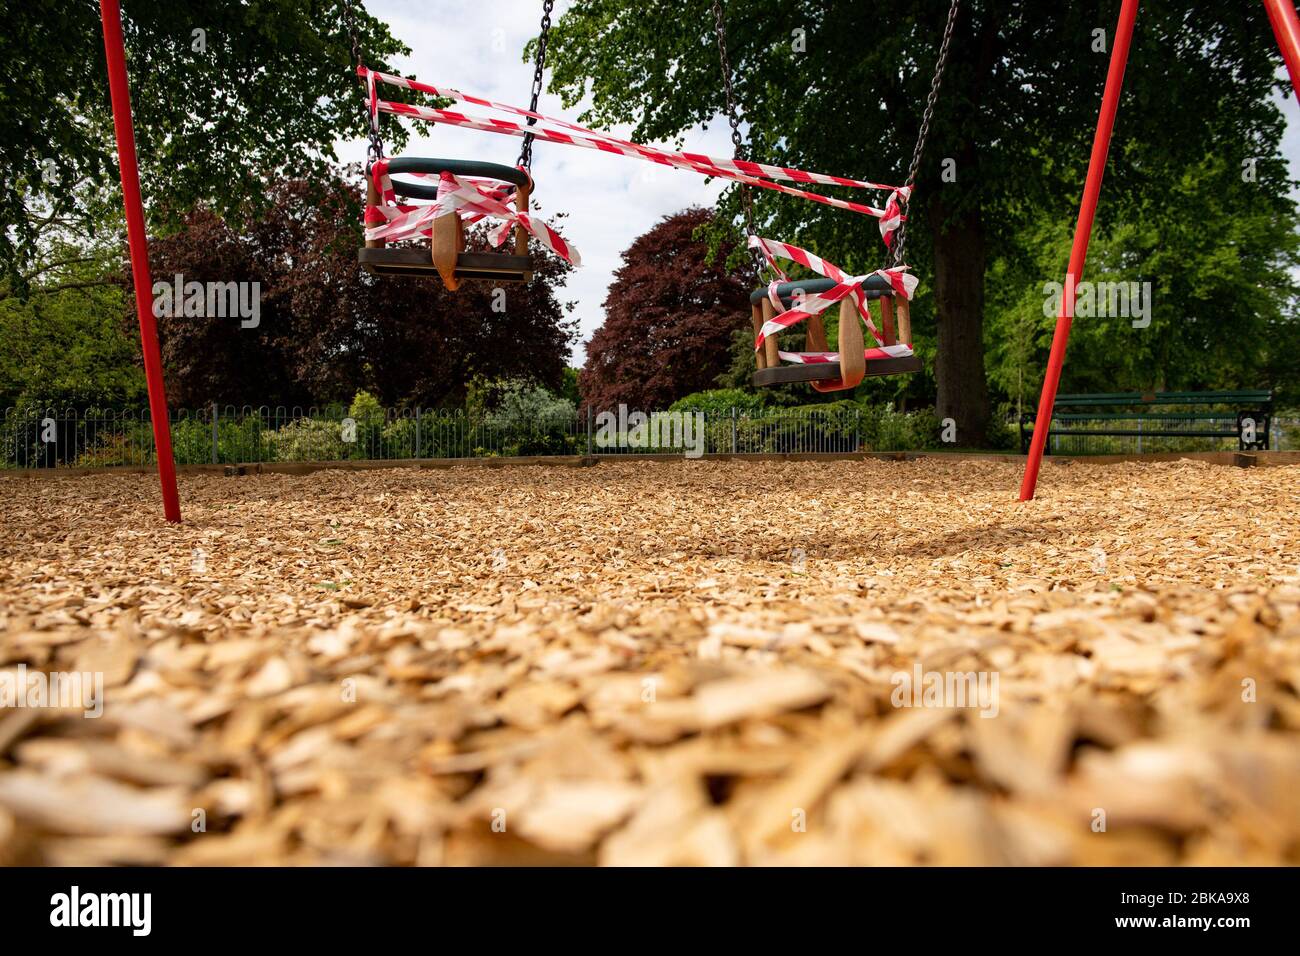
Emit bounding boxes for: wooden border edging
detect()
[2,449,1298,481]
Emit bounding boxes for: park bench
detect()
[1020,390,1273,455]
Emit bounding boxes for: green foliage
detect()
[858,404,941,452]
[346,389,385,459]
[541,0,1299,441]
[167,415,266,465]
[487,381,576,428]
[669,388,769,416]
[0,257,144,410]
[560,367,582,406]
[378,417,425,459]
[70,430,145,469]
[265,417,347,462]
[2,0,410,275]
[985,155,1300,409]
[484,382,578,456]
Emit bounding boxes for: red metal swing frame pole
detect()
[1264,0,1300,98]
[99,0,181,522]
[1018,0,1140,501]
[1020,0,1300,500]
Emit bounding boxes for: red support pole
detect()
[99,0,181,522]
[1018,0,1141,501]
[1264,0,1300,99]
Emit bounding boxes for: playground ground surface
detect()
[0,456,1297,865]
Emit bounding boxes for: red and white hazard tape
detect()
[365,161,581,266]
[777,344,916,364]
[749,236,919,360]
[360,67,911,247]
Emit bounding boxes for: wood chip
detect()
[0,457,1295,863]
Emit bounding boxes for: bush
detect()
[850,404,940,452]
[721,400,859,453]
[485,382,577,456]
[379,414,474,459]
[167,415,267,464]
[489,382,575,426]
[669,388,768,417]
[2,406,163,469]
[72,432,141,468]
[985,410,1019,452]
[346,390,386,459]
[265,417,347,461]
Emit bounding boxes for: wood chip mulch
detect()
[0,457,1297,866]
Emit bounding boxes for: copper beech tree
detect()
[141,174,577,409]
[580,208,751,412]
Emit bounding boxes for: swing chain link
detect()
[891,0,960,268]
[517,0,556,173]
[341,0,384,167]
[711,0,757,263]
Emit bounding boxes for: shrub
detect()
[72,432,141,468]
[485,382,577,456]
[265,417,346,461]
[669,388,768,417]
[858,404,941,452]
[167,415,267,464]
[379,414,472,459]
[346,390,386,459]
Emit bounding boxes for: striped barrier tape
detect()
[777,344,916,364]
[365,161,581,266]
[359,67,910,246]
[749,235,919,360]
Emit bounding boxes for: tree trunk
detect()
[930,194,990,447]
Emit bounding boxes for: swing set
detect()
[96,0,1300,522]
[345,0,942,393]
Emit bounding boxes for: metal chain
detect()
[891,0,960,268]
[711,0,757,268]
[517,0,556,172]
[341,0,384,166]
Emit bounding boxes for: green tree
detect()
[0,250,145,410]
[1,0,409,278]
[540,0,1296,443]
[987,155,1300,410]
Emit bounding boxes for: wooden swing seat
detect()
[359,158,533,288]
[752,354,922,386]
[748,277,920,389]
[357,247,533,281]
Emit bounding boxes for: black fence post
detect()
[211,402,218,464]
[586,406,593,456]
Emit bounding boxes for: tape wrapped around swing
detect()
[358,66,911,248]
[748,236,919,366]
[365,159,581,266]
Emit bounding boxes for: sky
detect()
[337,1,1300,367]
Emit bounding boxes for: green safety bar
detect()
[383,157,531,201]
[749,275,896,306]
[1052,390,1272,407]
